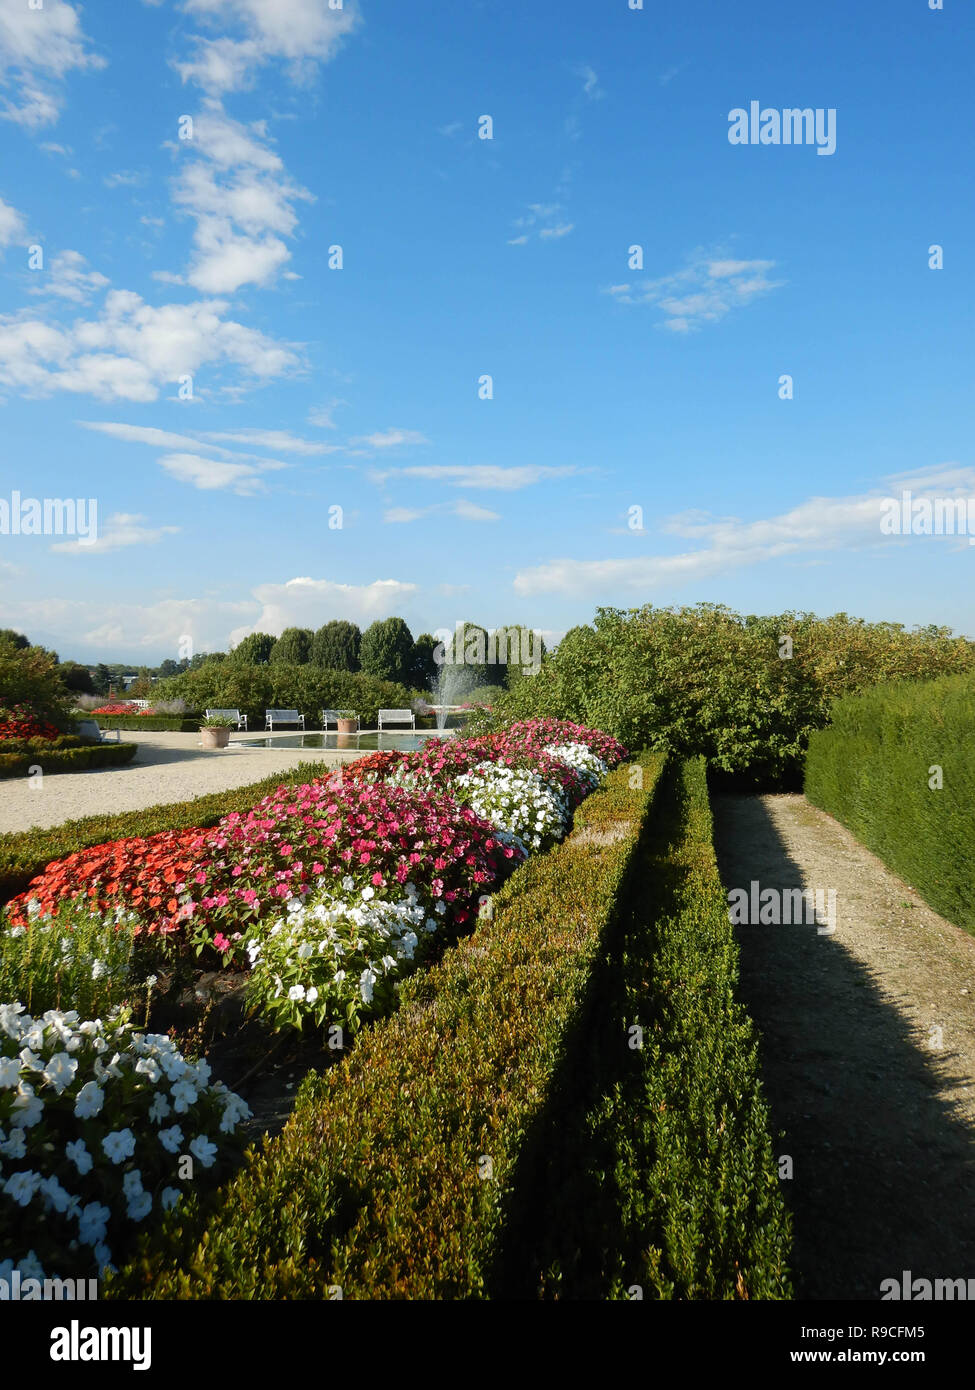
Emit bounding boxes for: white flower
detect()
[297,942,313,961]
[66,1138,93,1175]
[361,885,375,901]
[122,1169,144,1200]
[134,1057,162,1084]
[161,1186,182,1211]
[17,1250,45,1281]
[90,959,107,981]
[305,986,319,1005]
[148,1092,171,1123]
[18,1047,44,1072]
[359,967,377,1005]
[78,1202,110,1246]
[189,1134,218,1169]
[0,1002,26,1038]
[127,1191,152,1222]
[158,1125,184,1155]
[39,1175,75,1215]
[3,1170,41,1207]
[170,1078,199,1113]
[1,1126,27,1160]
[341,875,355,892]
[93,1244,114,1275]
[74,1080,105,1120]
[287,985,306,1002]
[0,1056,20,1088]
[101,1128,136,1165]
[12,1086,44,1129]
[42,1051,78,1094]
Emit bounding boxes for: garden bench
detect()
[205,707,248,730]
[378,708,415,731]
[265,709,306,731]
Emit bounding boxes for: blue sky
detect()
[0,0,972,662]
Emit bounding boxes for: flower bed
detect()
[0,1003,251,1283]
[0,704,60,743]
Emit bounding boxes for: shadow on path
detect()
[712,792,975,1300]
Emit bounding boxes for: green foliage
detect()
[84,715,201,732]
[0,629,29,650]
[58,661,95,695]
[107,754,666,1299]
[359,617,415,684]
[0,637,73,727]
[494,756,792,1299]
[270,627,314,665]
[0,762,330,906]
[0,741,137,780]
[0,900,145,1019]
[805,672,975,935]
[310,620,361,672]
[230,632,275,665]
[409,632,437,690]
[487,605,975,783]
[153,663,413,728]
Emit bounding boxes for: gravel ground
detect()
[712,792,975,1301]
[0,732,363,833]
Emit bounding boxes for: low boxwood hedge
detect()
[805,672,975,935]
[107,752,667,1299]
[0,761,332,905]
[492,755,792,1299]
[83,715,203,732]
[0,741,137,781]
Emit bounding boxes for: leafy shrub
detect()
[0,902,142,1020]
[0,742,137,780]
[154,663,414,728]
[0,639,73,732]
[805,672,975,934]
[0,1005,252,1281]
[485,605,975,783]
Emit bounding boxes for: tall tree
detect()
[231,632,276,665]
[359,617,414,684]
[311,620,361,672]
[269,628,314,664]
[409,633,438,691]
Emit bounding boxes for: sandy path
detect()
[712,792,975,1300]
[0,732,363,834]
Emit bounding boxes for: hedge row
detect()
[107,752,667,1299]
[81,715,203,732]
[805,672,975,935]
[0,742,137,781]
[493,756,792,1298]
[0,761,332,905]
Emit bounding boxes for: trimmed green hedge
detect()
[0,762,333,906]
[82,715,203,732]
[493,756,792,1299]
[805,672,975,935]
[107,753,667,1299]
[0,741,137,781]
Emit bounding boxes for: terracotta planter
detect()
[337,718,358,734]
[200,726,231,749]
[335,732,355,750]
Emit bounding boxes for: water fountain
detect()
[429,661,473,732]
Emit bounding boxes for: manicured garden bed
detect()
[0,739,138,780]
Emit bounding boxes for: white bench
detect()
[378,707,415,731]
[206,707,248,730]
[265,709,306,731]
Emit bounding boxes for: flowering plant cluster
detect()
[0,704,60,744]
[0,1003,251,1281]
[494,718,626,768]
[245,885,438,1034]
[90,703,140,716]
[542,741,610,792]
[452,762,571,853]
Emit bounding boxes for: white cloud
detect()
[50,512,180,555]
[28,250,109,303]
[2,593,255,656]
[177,0,361,93]
[512,467,975,596]
[351,427,428,450]
[307,402,341,429]
[0,0,104,129]
[383,499,501,524]
[0,289,300,401]
[397,464,578,491]
[509,201,574,246]
[609,249,784,331]
[158,451,284,494]
[103,170,145,188]
[237,574,418,644]
[201,427,334,455]
[452,499,500,521]
[0,194,25,246]
[171,106,312,293]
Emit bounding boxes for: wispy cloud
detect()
[575,64,603,100]
[351,428,428,450]
[201,428,336,455]
[0,195,25,248]
[50,512,179,555]
[383,499,501,524]
[513,465,975,596]
[508,201,574,246]
[157,451,285,495]
[176,0,361,93]
[394,464,578,491]
[609,249,784,331]
[27,250,109,303]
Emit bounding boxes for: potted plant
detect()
[335,709,358,734]
[199,714,236,749]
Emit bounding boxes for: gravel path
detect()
[0,733,363,833]
[712,792,975,1301]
